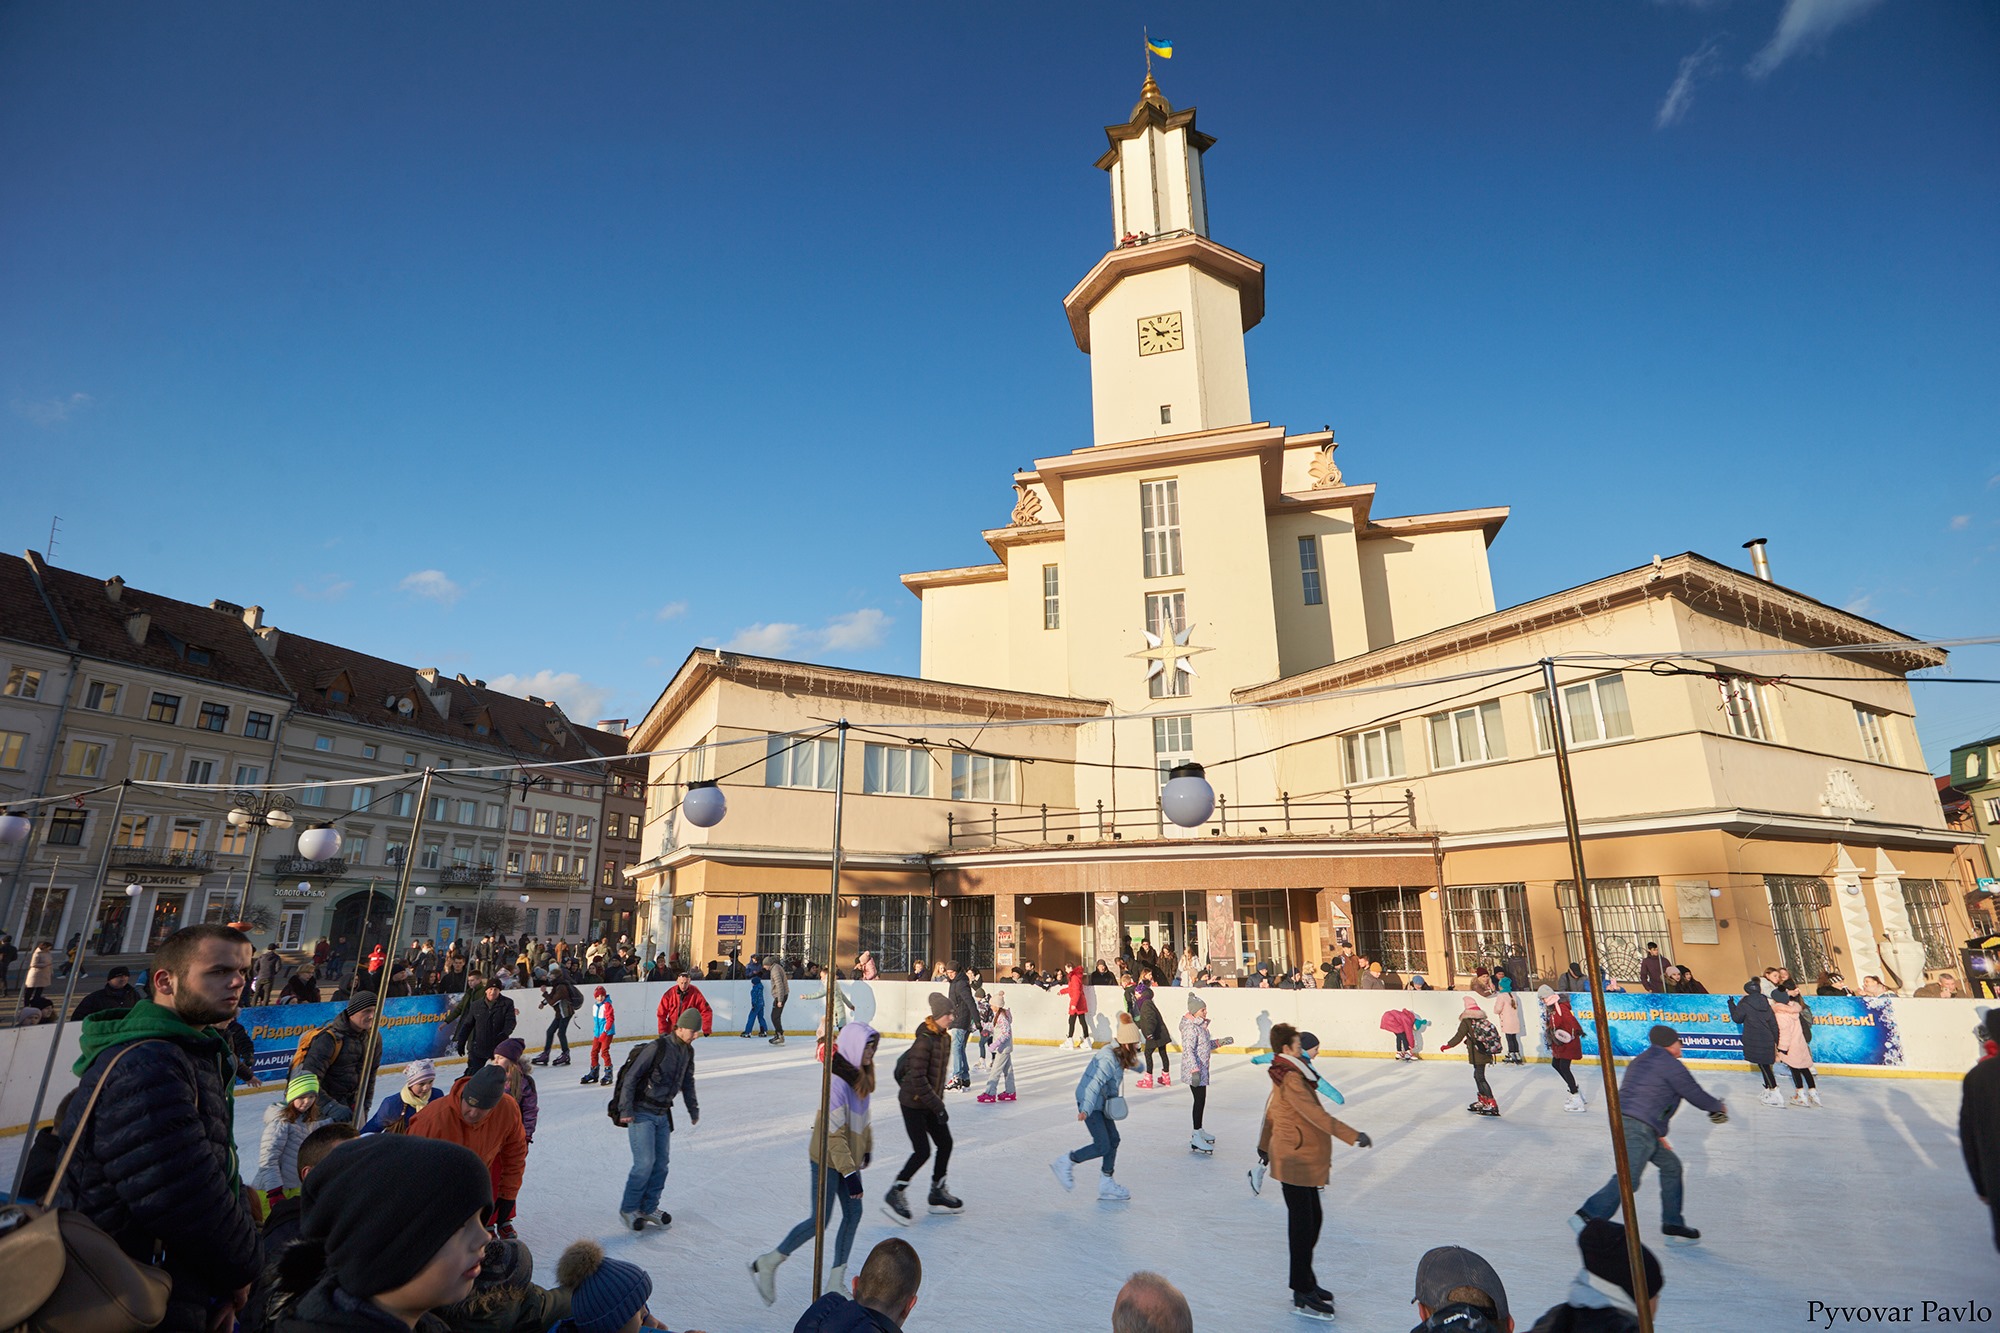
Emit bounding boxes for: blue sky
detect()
[2,2,1995,766]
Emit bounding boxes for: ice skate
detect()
[1789,1091,1810,1107]
[1569,1210,1591,1235]
[1156,1071,1171,1086]
[1097,1174,1130,1202]
[770,1033,786,1045]
[1197,1127,1216,1146]
[750,1251,785,1307]
[1189,1132,1213,1155]
[1293,1290,1337,1321]
[620,1210,645,1231]
[1561,1093,1587,1113]
[1806,1088,1823,1107]
[827,1264,846,1293]
[551,1054,569,1066]
[998,1092,1017,1102]
[1759,1088,1785,1107]
[580,1068,600,1084]
[1248,1161,1267,1195]
[976,1093,997,1104]
[643,1210,671,1229]
[1057,1037,1072,1050]
[530,1053,549,1066]
[1050,1155,1075,1192]
[1662,1224,1702,1246]
[1135,1075,1154,1089]
[496,1221,517,1240]
[927,1178,963,1214]
[1477,1096,1501,1117]
[1466,1099,1486,1114]
[882,1183,915,1226]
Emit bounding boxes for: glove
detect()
[493,1198,516,1226]
[862,1153,872,1169]
[1709,1107,1728,1124]
[1354,1132,1373,1149]
[843,1173,864,1198]
[1217,1035,1235,1047]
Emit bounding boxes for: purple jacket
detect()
[1618,1045,1723,1135]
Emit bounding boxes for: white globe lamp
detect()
[0,811,30,846]
[682,781,727,828]
[1160,762,1215,828]
[296,824,342,861]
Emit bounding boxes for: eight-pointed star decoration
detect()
[1130,622,1212,682]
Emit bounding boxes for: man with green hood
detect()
[56,922,263,1333]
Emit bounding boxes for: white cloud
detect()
[487,670,617,724]
[723,607,893,657]
[1656,39,1722,128]
[11,392,91,426]
[398,569,463,605]
[655,600,689,622]
[1748,0,1884,78]
[1950,514,1972,532]
[1844,592,1877,616]
[292,575,354,602]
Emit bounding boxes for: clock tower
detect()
[1063,75,1265,447]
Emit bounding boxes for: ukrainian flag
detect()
[1146,36,1174,59]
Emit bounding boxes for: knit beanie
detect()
[494,1037,527,1063]
[1298,1031,1320,1055]
[461,1063,508,1109]
[300,1135,492,1297]
[928,992,952,1021]
[477,1238,534,1291]
[1186,993,1206,1013]
[285,1071,320,1103]
[557,1239,652,1333]
[1462,995,1483,1011]
[343,994,377,1018]
[675,1009,703,1033]
[1577,1218,1663,1302]
[1648,1024,1680,1048]
[403,1059,437,1089]
[1536,984,1555,1000]
[1114,1013,1141,1046]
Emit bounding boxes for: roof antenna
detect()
[46,515,61,562]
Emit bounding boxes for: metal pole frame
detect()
[12,779,130,1199]
[1540,659,1654,1333]
[809,720,851,1298]
[353,768,436,1118]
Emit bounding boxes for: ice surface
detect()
[9,1040,1995,1331]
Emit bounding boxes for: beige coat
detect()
[23,946,54,988]
[1257,1054,1359,1188]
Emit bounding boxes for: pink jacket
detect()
[1379,1009,1417,1042]
[1771,998,1814,1070]
[1491,991,1520,1036]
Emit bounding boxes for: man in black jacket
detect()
[71,964,140,1020]
[614,1009,702,1230]
[296,994,378,1121]
[795,1237,922,1333]
[1963,1024,2000,1252]
[461,976,518,1070]
[57,923,262,1333]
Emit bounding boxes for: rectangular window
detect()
[184,758,215,785]
[522,907,539,936]
[575,815,593,840]
[479,847,496,868]
[1042,564,1061,630]
[1140,479,1184,578]
[862,743,933,797]
[429,796,449,822]
[47,808,85,846]
[1427,702,1507,769]
[1855,706,1893,764]
[1444,884,1535,974]
[197,702,230,733]
[601,858,617,888]
[421,844,442,870]
[233,765,261,786]
[1159,404,1171,424]
[451,845,471,866]
[527,851,547,874]
[1558,878,1670,981]
[765,734,841,791]
[457,800,478,825]
[1341,723,1407,784]
[511,807,529,833]
[384,842,406,868]
[1900,879,1955,970]
[532,810,551,835]
[1985,796,2000,825]
[627,813,642,839]
[62,740,106,777]
[244,711,272,739]
[1153,715,1194,784]
[566,907,582,935]
[314,734,333,752]
[404,752,418,766]
[1352,887,1426,974]
[390,791,413,818]
[1145,590,1190,699]
[148,692,181,724]
[345,837,368,865]
[1718,676,1768,741]
[83,681,119,712]
[1298,536,1323,605]
[506,850,523,875]
[352,784,376,812]
[4,666,42,699]
[218,824,247,855]
[1765,876,1833,981]
[554,813,570,837]
[949,894,996,971]
[484,803,502,828]
[756,893,831,962]
[0,730,25,768]
[298,778,326,806]
[1533,675,1634,750]
[169,818,201,851]
[361,744,378,760]
[949,751,1016,802]
[131,750,166,782]
[855,895,933,974]
[115,815,149,847]
[1233,888,1294,971]
[553,852,568,876]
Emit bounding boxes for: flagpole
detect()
[1144,28,1152,79]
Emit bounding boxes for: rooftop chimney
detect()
[1742,538,1772,583]
[243,605,263,631]
[105,575,124,604]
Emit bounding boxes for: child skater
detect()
[751,1021,880,1303]
[976,991,1016,1103]
[1177,993,1233,1154]
[1438,995,1504,1116]
[1538,985,1587,1112]
[1132,981,1172,1087]
[580,986,615,1085]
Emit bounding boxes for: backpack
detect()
[291,1025,341,1077]
[1469,1016,1503,1056]
[1797,1000,1814,1041]
[562,981,584,1010]
[607,1039,659,1124]
[893,1041,915,1085]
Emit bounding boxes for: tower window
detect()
[1042,565,1060,630]
[1298,536,1323,606]
[1159,405,1172,424]
[1140,480,1184,579]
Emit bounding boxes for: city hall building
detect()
[625,78,1977,993]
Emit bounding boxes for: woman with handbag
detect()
[1050,1012,1141,1202]
[1538,985,1587,1112]
[1258,1022,1371,1321]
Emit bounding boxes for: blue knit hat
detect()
[558,1239,652,1333]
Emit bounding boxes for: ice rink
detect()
[13,1036,1998,1331]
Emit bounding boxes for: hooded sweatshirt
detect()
[811,1022,878,1176]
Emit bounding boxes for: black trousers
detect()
[542,1012,570,1059]
[1143,1039,1170,1074]
[897,1104,953,1185]
[1191,1084,1207,1130]
[770,999,784,1034]
[1552,1057,1578,1094]
[1788,1066,1816,1089]
[1757,1063,1778,1089]
[1067,1013,1089,1039]
[1282,1183,1322,1294]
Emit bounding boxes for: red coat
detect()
[1544,996,1583,1061]
[656,982,713,1035]
[1066,969,1087,1016]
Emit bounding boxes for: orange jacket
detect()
[410,1080,528,1200]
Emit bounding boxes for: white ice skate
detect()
[1050,1155,1075,1192]
[1561,1094,1587,1114]
[827,1264,846,1294]
[1789,1091,1810,1107]
[750,1251,785,1307]
[1197,1128,1216,1146]
[1189,1132,1213,1155]
[1805,1088,1823,1108]
[1248,1161,1267,1195]
[1759,1088,1785,1107]
[1097,1174,1130,1202]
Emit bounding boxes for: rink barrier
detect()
[0,980,1988,1135]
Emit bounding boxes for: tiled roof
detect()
[0,554,68,651]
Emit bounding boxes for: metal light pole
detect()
[12,780,130,1199]
[810,720,851,1299]
[1540,659,1654,1333]
[353,768,435,1117]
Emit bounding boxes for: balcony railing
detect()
[524,870,586,891]
[274,856,347,878]
[440,865,496,887]
[945,791,1420,850]
[110,848,214,873]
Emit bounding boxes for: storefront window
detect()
[856,895,932,974]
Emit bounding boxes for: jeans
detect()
[1070,1110,1120,1176]
[742,997,768,1037]
[770,1000,785,1036]
[620,1111,673,1214]
[1282,1183,1323,1293]
[982,1048,1015,1097]
[949,1028,970,1084]
[776,1161,862,1268]
[896,1105,952,1184]
[1581,1119,1684,1227]
[542,1012,570,1061]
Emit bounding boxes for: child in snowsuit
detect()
[1132,982,1171,1086]
[1177,993,1233,1151]
[1439,995,1503,1115]
[977,992,1015,1102]
[582,987,616,1084]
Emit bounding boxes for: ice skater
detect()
[1178,993,1232,1154]
[751,1022,880,1304]
[1438,995,1504,1116]
[883,994,962,1224]
[1061,963,1090,1048]
[1729,978,1784,1106]
[741,957,769,1038]
[580,986,615,1085]
[1132,981,1171,1087]
[1537,985,1587,1112]
[1490,981,1523,1064]
[1769,981,1822,1106]
[1051,1012,1140,1202]
[976,991,1015,1103]
[1256,1022,1371,1320]
[766,955,788,1045]
[1381,1006,1421,1061]
[1571,1024,1725,1246]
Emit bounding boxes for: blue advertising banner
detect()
[240,994,457,1082]
[1569,992,1900,1066]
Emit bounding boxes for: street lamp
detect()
[226,791,305,935]
[0,809,30,846]
[1161,762,1215,828]
[683,781,726,828]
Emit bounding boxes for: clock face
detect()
[1137,310,1184,356]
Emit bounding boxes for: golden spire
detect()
[1133,71,1171,118]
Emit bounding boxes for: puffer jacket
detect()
[617,1032,700,1124]
[253,1101,323,1191]
[897,1018,950,1113]
[436,1279,569,1333]
[57,1001,262,1333]
[1177,1012,1223,1086]
[296,1012,375,1108]
[1771,995,1815,1070]
[1544,996,1583,1061]
[794,1292,903,1333]
[1074,1044,1126,1116]
[1728,984,1779,1066]
[1066,968,1087,1016]
[461,993,518,1065]
[1257,1053,1359,1188]
[1133,993,1169,1045]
